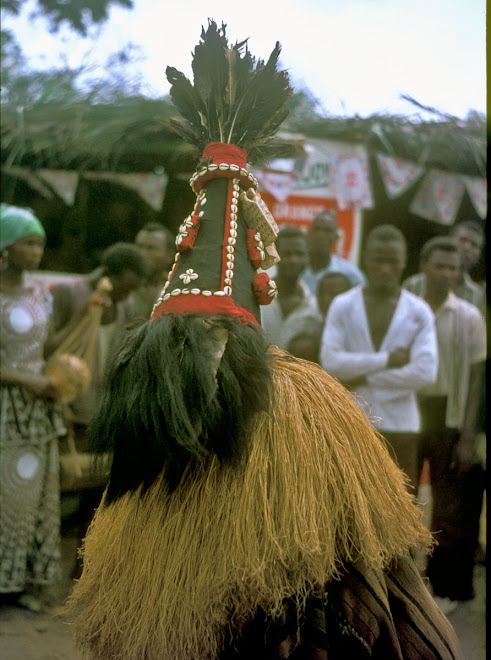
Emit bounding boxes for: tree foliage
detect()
[1,26,146,107]
[2,0,133,36]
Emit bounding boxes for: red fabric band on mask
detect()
[192,143,255,194]
[151,294,260,327]
[202,143,248,168]
[252,272,275,305]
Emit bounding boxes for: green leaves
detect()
[165,20,292,163]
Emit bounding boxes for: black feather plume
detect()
[163,20,292,162]
[89,314,273,503]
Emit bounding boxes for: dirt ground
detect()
[0,533,82,660]
[0,489,486,660]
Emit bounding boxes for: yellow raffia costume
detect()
[68,350,436,659]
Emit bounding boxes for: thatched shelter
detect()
[1,93,486,276]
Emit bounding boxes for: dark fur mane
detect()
[89,314,273,504]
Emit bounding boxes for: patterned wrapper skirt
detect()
[0,384,66,593]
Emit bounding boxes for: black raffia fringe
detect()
[88,313,273,505]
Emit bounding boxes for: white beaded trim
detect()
[152,178,242,313]
[253,231,266,262]
[190,163,258,190]
[267,279,278,298]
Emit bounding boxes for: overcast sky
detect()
[3,0,486,118]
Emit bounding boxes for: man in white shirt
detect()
[320,224,438,491]
[300,209,365,295]
[414,236,486,614]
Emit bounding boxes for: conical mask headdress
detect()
[87,21,291,503]
[151,20,292,326]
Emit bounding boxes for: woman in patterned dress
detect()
[0,204,66,612]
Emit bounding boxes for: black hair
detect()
[317,271,351,287]
[101,242,148,277]
[138,222,174,240]
[89,314,273,504]
[451,220,484,240]
[286,328,321,363]
[275,225,307,253]
[312,209,337,225]
[364,224,407,259]
[420,236,459,265]
[366,224,406,247]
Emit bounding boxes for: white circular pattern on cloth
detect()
[9,306,34,334]
[16,452,40,479]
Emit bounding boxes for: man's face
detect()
[422,249,461,297]
[307,215,339,257]
[277,236,309,282]
[363,240,406,294]
[109,270,145,303]
[135,230,174,276]
[453,226,483,272]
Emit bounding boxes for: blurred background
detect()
[0,0,486,279]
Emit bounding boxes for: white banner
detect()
[252,139,368,264]
[263,139,374,209]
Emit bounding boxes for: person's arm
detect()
[365,307,438,391]
[343,349,411,389]
[320,298,388,382]
[452,309,487,475]
[452,360,485,475]
[1,364,58,399]
[44,283,110,358]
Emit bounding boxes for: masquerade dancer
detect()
[67,22,462,659]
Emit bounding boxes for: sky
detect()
[2,0,486,119]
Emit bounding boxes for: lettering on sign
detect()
[297,161,331,189]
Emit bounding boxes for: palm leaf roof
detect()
[1,94,486,177]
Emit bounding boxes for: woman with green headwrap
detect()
[0,204,66,612]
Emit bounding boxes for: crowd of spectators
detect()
[0,203,486,623]
[264,211,486,617]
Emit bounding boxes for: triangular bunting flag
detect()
[38,170,79,206]
[462,175,487,219]
[331,153,373,210]
[376,153,424,199]
[2,166,54,200]
[410,169,465,225]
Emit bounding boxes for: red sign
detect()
[259,191,360,262]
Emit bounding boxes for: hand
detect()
[388,348,409,368]
[23,374,59,400]
[76,289,111,319]
[87,289,112,310]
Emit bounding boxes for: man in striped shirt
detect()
[403,220,485,315]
